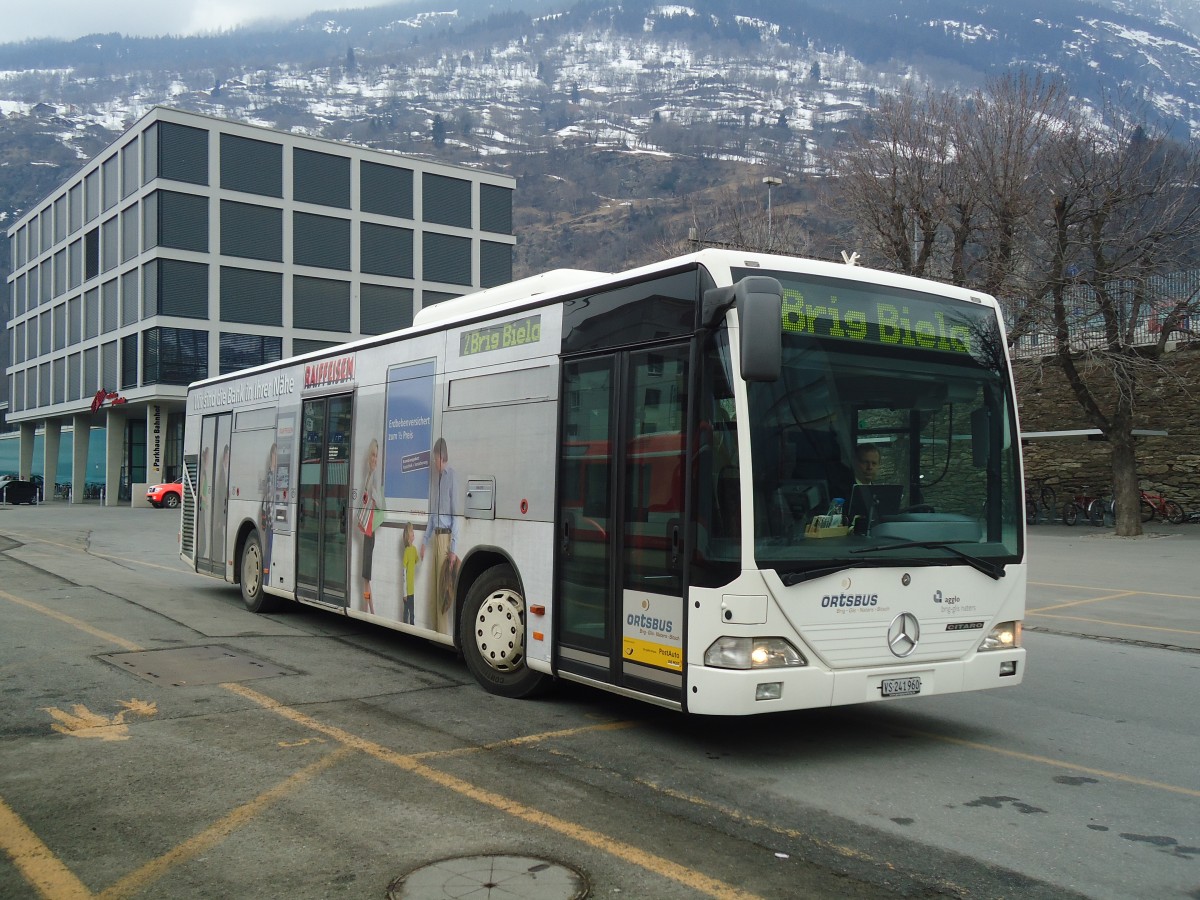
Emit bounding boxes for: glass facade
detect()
[4,108,513,496]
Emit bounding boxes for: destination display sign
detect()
[459,314,542,357]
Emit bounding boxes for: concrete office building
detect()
[6,107,515,504]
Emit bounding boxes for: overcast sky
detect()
[4,1,399,44]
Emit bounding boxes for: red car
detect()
[146,479,183,509]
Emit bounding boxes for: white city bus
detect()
[182,249,1026,715]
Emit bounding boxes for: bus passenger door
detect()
[295,394,353,607]
[196,412,231,576]
[556,345,689,702]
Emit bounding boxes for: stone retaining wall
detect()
[1014,345,1200,516]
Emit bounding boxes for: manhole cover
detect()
[99,645,296,686]
[387,855,588,900]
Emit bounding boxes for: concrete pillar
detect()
[42,419,61,497]
[104,408,125,507]
[71,414,91,504]
[18,422,36,480]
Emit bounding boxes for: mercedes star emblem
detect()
[887,612,920,657]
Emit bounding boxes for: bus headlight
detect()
[980,621,1021,651]
[704,637,806,669]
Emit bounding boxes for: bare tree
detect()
[955,73,1068,307]
[1026,113,1200,534]
[830,88,953,277]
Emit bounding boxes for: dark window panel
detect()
[220,200,282,261]
[53,303,65,350]
[101,340,117,391]
[121,334,139,390]
[158,259,209,319]
[361,161,413,218]
[220,133,283,197]
[480,240,512,288]
[84,287,100,338]
[220,267,282,326]
[158,121,209,186]
[68,352,81,401]
[360,283,413,335]
[157,190,209,253]
[480,183,513,234]
[84,228,99,280]
[143,327,208,385]
[69,183,83,233]
[68,295,81,344]
[53,195,67,243]
[360,222,413,278]
[422,173,471,228]
[121,205,139,262]
[84,346,98,394]
[293,148,350,208]
[53,357,65,404]
[121,138,139,198]
[219,333,282,375]
[422,232,471,286]
[293,275,351,332]
[293,212,350,270]
[142,123,158,183]
[121,270,139,326]
[102,158,119,211]
[85,170,100,222]
[101,279,118,333]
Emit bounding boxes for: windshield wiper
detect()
[779,561,877,586]
[849,541,1005,580]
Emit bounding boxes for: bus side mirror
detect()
[702,277,782,382]
[736,277,782,382]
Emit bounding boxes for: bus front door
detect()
[295,394,353,607]
[556,345,689,702]
[196,412,231,577]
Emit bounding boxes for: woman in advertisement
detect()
[358,438,380,613]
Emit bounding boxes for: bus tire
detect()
[459,565,548,699]
[240,531,282,613]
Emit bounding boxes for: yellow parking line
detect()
[2,585,759,900]
[900,728,1200,798]
[22,537,189,576]
[1030,580,1200,601]
[0,792,94,899]
[1027,610,1200,637]
[222,681,763,900]
[97,747,353,900]
[1029,591,1137,613]
[0,590,143,652]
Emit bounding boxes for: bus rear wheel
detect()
[459,565,548,699]
[240,531,283,613]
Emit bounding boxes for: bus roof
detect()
[413,268,608,328]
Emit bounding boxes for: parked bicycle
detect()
[1024,476,1058,525]
[1062,490,1106,526]
[1137,488,1186,524]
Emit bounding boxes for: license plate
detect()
[881,676,921,697]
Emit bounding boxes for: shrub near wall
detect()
[1014,346,1200,515]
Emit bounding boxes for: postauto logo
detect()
[821,592,879,608]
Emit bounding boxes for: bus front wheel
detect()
[240,531,283,613]
[459,565,548,699]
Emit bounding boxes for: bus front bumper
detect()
[684,648,1025,716]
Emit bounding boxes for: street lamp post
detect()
[762,176,782,250]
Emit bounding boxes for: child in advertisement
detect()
[401,522,418,625]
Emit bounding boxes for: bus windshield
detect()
[737,269,1022,578]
